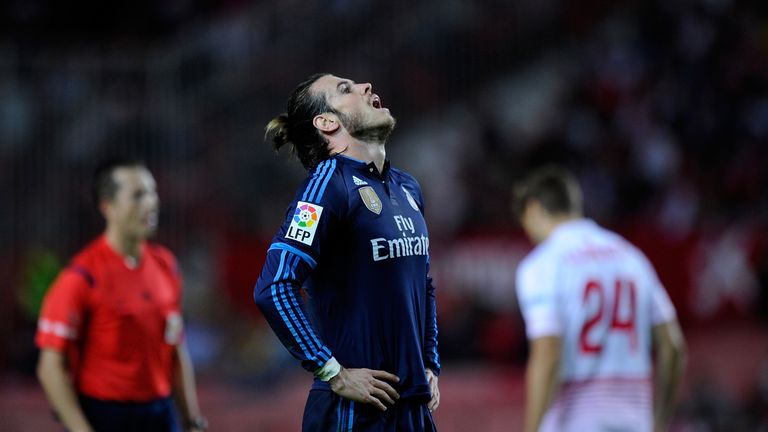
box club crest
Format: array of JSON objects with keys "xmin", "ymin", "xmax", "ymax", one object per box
[
  {"xmin": 358, "ymin": 186, "xmax": 383, "ymax": 215},
  {"xmin": 402, "ymin": 187, "xmax": 420, "ymax": 212}
]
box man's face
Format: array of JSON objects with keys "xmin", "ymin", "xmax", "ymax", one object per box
[
  {"xmin": 520, "ymin": 200, "xmax": 547, "ymax": 245},
  {"xmin": 311, "ymin": 74, "xmax": 396, "ymax": 140},
  {"xmin": 102, "ymin": 166, "xmax": 159, "ymax": 240}
]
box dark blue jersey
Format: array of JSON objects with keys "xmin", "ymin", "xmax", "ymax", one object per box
[{"xmin": 254, "ymin": 155, "xmax": 440, "ymax": 399}]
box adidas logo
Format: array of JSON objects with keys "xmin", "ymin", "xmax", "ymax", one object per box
[{"xmin": 352, "ymin": 176, "xmax": 368, "ymax": 186}]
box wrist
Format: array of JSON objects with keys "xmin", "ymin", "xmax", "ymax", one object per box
[
  {"xmin": 315, "ymin": 357, "xmax": 342, "ymax": 382},
  {"xmin": 328, "ymin": 366, "xmax": 346, "ymax": 392}
]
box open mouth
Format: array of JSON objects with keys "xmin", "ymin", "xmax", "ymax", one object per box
[
  {"xmin": 372, "ymin": 94, "xmax": 382, "ymax": 109},
  {"xmin": 144, "ymin": 212, "xmax": 158, "ymax": 228}
]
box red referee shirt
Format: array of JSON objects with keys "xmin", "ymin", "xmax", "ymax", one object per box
[{"xmin": 36, "ymin": 236, "xmax": 183, "ymax": 402}]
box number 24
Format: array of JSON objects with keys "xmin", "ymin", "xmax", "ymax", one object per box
[{"xmin": 580, "ymin": 278, "xmax": 637, "ymax": 354}]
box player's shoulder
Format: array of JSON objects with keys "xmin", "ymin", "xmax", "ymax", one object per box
[
  {"xmin": 517, "ymin": 240, "xmax": 558, "ymax": 277},
  {"xmin": 595, "ymin": 225, "xmax": 648, "ymax": 259},
  {"xmin": 146, "ymin": 242, "xmax": 177, "ymax": 263},
  {"xmin": 295, "ymin": 157, "xmax": 349, "ymax": 205},
  {"xmin": 57, "ymin": 237, "xmax": 108, "ymax": 289},
  {"xmin": 146, "ymin": 242, "xmax": 179, "ymax": 273},
  {"xmin": 589, "ymin": 223, "xmax": 659, "ymax": 276},
  {"xmin": 390, "ymin": 166, "xmax": 421, "ymax": 187},
  {"xmin": 390, "ymin": 166, "xmax": 425, "ymax": 208},
  {"xmin": 70, "ymin": 236, "xmax": 110, "ymax": 270},
  {"xmin": 516, "ymin": 243, "xmax": 562, "ymax": 303}
]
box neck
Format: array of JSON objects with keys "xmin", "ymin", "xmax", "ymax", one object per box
[
  {"xmin": 105, "ymin": 227, "xmax": 142, "ymax": 259},
  {"xmin": 332, "ymin": 138, "xmax": 386, "ymax": 173},
  {"xmin": 541, "ymin": 214, "xmax": 582, "ymax": 240}
]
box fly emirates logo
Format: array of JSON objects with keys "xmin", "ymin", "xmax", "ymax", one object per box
[{"xmin": 370, "ymin": 215, "xmax": 429, "ymax": 262}]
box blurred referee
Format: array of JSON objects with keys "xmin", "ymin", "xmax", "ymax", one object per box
[{"xmin": 35, "ymin": 158, "xmax": 206, "ymax": 432}]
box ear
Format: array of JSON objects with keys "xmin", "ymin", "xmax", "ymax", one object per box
[
  {"xmin": 99, "ymin": 199, "xmax": 112, "ymax": 220},
  {"xmin": 526, "ymin": 200, "xmax": 545, "ymax": 219},
  {"xmin": 313, "ymin": 113, "xmax": 340, "ymax": 133}
]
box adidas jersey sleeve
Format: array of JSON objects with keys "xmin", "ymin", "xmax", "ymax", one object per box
[
  {"xmin": 253, "ymin": 159, "xmax": 345, "ymax": 373},
  {"xmin": 416, "ymin": 181, "xmax": 440, "ymax": 374},
  {"xmin": 516, "ymin": 252, "xmax": 562, "ymax": 339}
]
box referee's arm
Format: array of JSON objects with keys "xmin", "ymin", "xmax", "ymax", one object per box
[
  {"xmin": 173, "ymin": 340, "xmax": 206, "ymax": 431},
  {"xmin": 38, "ymin": 348, "xmax": 93, "ymax": 432}
]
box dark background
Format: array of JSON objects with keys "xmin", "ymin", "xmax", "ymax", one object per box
[{"xmin": 2, "ymin": 1, "xmax": 767, "ymax": 430}]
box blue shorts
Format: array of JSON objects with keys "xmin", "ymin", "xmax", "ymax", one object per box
[
  {"xmin": 302, "ymin": 390, "xmax": 437, "ymax": 432},
  {"xmin": 77, "ymin": 395, "xmax": 180, "ymax": 432}
]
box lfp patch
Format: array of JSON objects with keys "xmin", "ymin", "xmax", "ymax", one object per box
[{"xmin": 285, "ymin": 201, "xmax": 323, "ymax": 245}]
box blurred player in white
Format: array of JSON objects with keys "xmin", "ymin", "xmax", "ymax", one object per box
[{"xmin": 513, "ymin": 166, "xmax": 686, "ymax": 432}]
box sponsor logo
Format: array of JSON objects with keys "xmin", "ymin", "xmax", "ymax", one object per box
[
  {"xmin": 352, "ymin": 176, "xmax": 368, "ymax": 186},
  {"xmin": 371, "ymin": 235, "xmax": 429, "ymax": 262},
  {"xmin": 402, "ymin": 187, "xmax": 420, "ymax": 212},
  {"xmin": 370, "ymin": 215, "xmax": 429, "ymax": 262},
  {"xmin": 358, "ymin": 186, "xmax": 382, "ymax": 215},
  {"xmin": 285, "ymin": 201, "xmax": 324, "ymax": 245}
]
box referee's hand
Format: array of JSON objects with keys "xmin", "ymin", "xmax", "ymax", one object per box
[{"xmin": 329, "ymin": 367, "xmax": 400, "ymax": 411}]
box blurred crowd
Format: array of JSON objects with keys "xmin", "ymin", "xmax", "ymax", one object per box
[{"xmin": 2, "ymin": 0, "xmax": 767, "ymax": 430}]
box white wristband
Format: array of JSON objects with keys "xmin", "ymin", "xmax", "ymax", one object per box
[{"xmin": 315, "ymin": 357, "xmax": 342, "ymax": 382}]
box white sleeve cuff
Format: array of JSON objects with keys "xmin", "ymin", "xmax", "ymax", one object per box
[
  {"xmin": 524, "ymin": 308, "xmax": 562, "ymax": 339},
  {"xmin": 314, "ymin": 357, "xmax": 341, "ymax": 382}
]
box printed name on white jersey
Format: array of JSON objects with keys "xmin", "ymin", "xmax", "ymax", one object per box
[{"xmin": 285, "ymin": 201, "xmax": 324, "ymax": 246}]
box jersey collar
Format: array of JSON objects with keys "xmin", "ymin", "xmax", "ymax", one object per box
[
  {"xmin": 99, "ymin": 234, "xmax": 148, "ymax": 270},
  {"xmin": 333, "ymin": 154, "xmax": 391, "ymax": 178},
  {"xmin": 549, "ymin": 218, "xmax": 596, "ymax": 241}
]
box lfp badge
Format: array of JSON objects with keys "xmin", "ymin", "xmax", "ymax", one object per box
[{"xmin": 286, "ymin": 201, "xmax": 324, "ymax": 245}]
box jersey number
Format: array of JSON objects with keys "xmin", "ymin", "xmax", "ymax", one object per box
[{"xmin": 579, "ymin": 278, "xmax": 637, "ymax": 354}]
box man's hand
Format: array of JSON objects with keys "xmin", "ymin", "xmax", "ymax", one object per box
[
  {"xmin": 329, "ymin": 367, "xmax": 400, "ymax": 411},
  {"xmin": 425, "ymin": 368, "xmax": 440, "ymax": 412},
  {"xmin": 184, "ymin": 416, "xmax": 208, "ymax": 432}
]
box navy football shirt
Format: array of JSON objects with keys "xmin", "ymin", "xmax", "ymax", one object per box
[{"xmin": 254, "ymin": 155, "xmax": 440, "ymax": 399}]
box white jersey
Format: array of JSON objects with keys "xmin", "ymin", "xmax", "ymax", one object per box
[{"xmin": 516, "ymin": 219, "xmax": 676, "ymax": 432}]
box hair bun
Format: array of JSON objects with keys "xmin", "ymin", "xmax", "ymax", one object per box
[{"xmin": 265, "ymin": 113, "xmax": 290, "ymax": 150}]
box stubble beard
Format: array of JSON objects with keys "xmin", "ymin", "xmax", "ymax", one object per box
[{"xmin": 339, "ymin": 111, "xmax": 397, "ymax": 144}]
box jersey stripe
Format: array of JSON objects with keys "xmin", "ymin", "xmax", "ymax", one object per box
[
  {"xmin": 273, "ymin": 253, "xmax": 331, "ymax": 367},
  {"xmin": 277, "ymin": 283, "xmax": 321, "ymax": 362},
  {"xmin": 336, "ymin": 398, "xmax": 353, "ymax": 432},
  {"xmin": 347, "ymin": 401, "xmax": 355, "ymax": 431},
  {"xmin": 271, "ymin": 251, "xmax": 313, "ymax": 358},
  {"xmin": 347, "ymin": 400, "xmax": 355, "ymax": 432},
  {"xmin": 279, "ymin": 255, "xmax": 320, "ymax": 353},
  {"xmin": 301, "ymin": 160, "xmax": 328, "ymax": 202},
  {"xmin": 284, "ymin": 253, "xmax": 332, "ymax": 364},
  {"xmin": 269, "ymin": 242, "xmax": 317, "ymax": 268},
  {"xmin": 286, "ymin": 276, "xmax": 325, "ymax": 354},
  {"xmin": 278, "ymin": 255, "xmax": 320, "ymax": 357},
  {"xmin": 271, "ymin": 283, "xmax": 311, "ymax": 358},
  {"xmin": 430, "ymin": 324, "xmax": 441, "ymax": 370},
  {"xmin": 314, "ymin": 158, "xmax": 337, "ymax": 202},
  {"xmin": 303, "ymin": 159, "xmax": 333, "ymax": 202}
]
